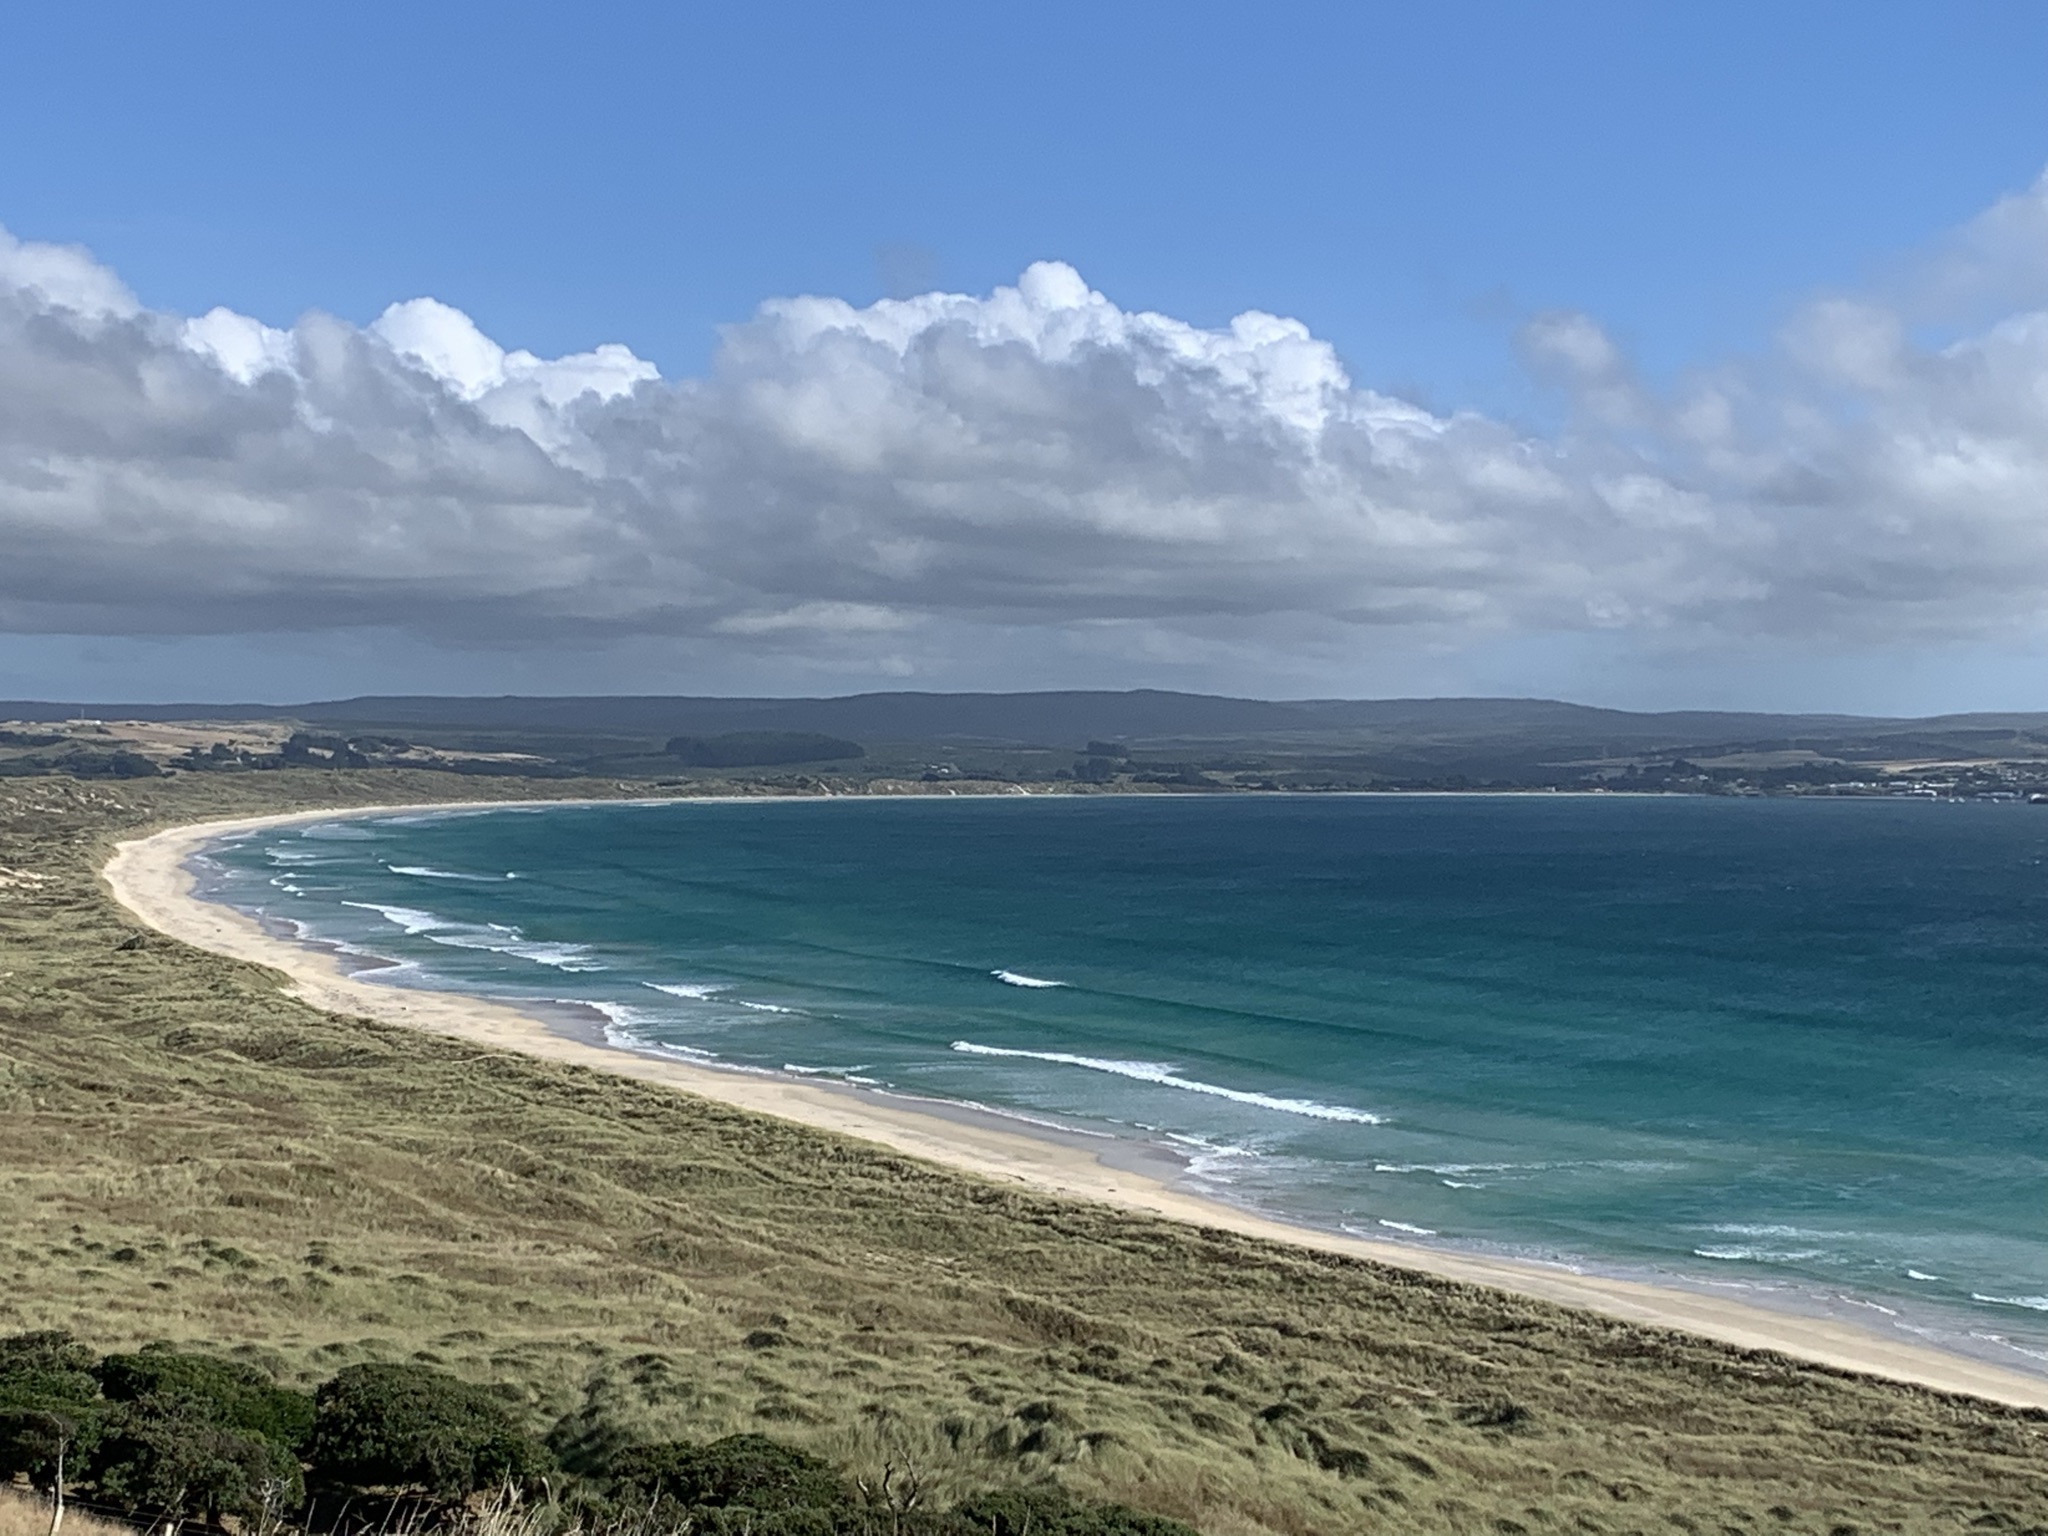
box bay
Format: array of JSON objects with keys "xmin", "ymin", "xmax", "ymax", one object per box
[{"xmin": 200, "ymin": 794, "xmax": 2048, "ymax": 1371}]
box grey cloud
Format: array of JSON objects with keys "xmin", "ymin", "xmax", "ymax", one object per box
[{"xmin": 5, "ymin": 179, "xmax": 2048, "ymax": 672}]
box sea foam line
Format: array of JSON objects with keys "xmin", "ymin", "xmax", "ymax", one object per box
[
  {"xmin": 949, "ymin": 1040, "xmax": 1383, "ymax": 1124},
  {"xmin": 388, "ymin": 864, "xmax": 516, "ymax": 882},
  {"xmin": 1972, "ymin": 1293, "xmax": 2048, "ymax": 1312}
]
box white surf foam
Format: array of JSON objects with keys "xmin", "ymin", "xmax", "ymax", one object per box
[
  {"xmin": 299, "ymin": 822, "xmax": 378, "ymax": 841},
  {"xmin": 1374, "ymin": 1161, "xmax": 1515, "ymax": 1175},
  {"xmin": 1164, "ymin": 1132, "xmax": 1261, "ymax": 1182},
  {"xmin": 562, "ymin": 999, "xmax": 661, "ymax": 1031},
  {"xmin": 1693, "ymin": 1246, "xmax": 1824, "ymax": 1263},
  {"xmin": 949, "ymin": 1040, "xmax": 1383, "ymax": 1124},
  {"xmin": 992, "ymin": 970, "xmax": 1065, "ymax": 988},
  {"xmin": 644, "ymin": 981, "xmax": 728, "ymax": 1000},
  {"xmin": 342, "ymin": 900, "xmax": 447, "ymax": 934},
  {"xmin": 341, "ymin": 901, "xmax": 602, "ymax": 970},
  {"xmin": 1971, "ymin": 1293, "xmax": 2048, "ymax": 1312},
  {"xmin": 580, "ymin": 1004, "xmax": 716, "ymax": 1061},
  {"xmin": 423, "ymin": 929, "xmax": 604, "ymax": 971},
  {"xmin": 1906, "ymin": 1269, "xmax": 1943, "ymax": 1282},
  {"xmin": 388, "ymin": 865, "xmax": 514, "ymax": 882},
  {"xmin": 1377, "ymin": 1219, "xmax": 1438, "ymax": 1236},
  {"xmin": 737, "ymin": 1000, "xmax": 800, "ymax": 1014}
]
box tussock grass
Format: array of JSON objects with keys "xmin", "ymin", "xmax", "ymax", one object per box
[{"xmin": 2, "ymin": 772, "xmax": 2046, "ymax": 1534}]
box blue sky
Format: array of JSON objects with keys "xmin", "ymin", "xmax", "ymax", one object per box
[{"xmin": 4, "ymin": 2, "xmax": 2048, "ymax": 709}]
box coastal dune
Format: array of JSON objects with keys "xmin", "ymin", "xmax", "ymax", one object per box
[{"xmin": 105, "ymin": 803, "xmax": 2048, "ymax": 1411}]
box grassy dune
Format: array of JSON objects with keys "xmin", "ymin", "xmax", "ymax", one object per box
[{"xmin": 1, "ymin": 773, "xmax": 2045, "ymax": 1534}]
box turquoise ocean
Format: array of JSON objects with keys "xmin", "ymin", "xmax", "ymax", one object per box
[{"xmin": 196, "ymin": 795, "xmax": 2048, "ymax": 1374}]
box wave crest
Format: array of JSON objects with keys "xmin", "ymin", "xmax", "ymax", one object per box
[
  {"xmin": 992, "ymin": 970, "xmax": 1065, "ymax": 988},
  {"xmin": 949, "ymin": 1040, "xmax": 1382, "ymax": 1124}
]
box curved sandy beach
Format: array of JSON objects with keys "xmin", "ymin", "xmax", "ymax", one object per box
[{"xmin": 104, "ymin": 802, "xmax": 2048, "ymax": 1410}]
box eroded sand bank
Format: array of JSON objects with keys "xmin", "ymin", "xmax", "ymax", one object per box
[{"xmin": 104, "ymin": 803, "xmax": 2048, "ymax": 1409}]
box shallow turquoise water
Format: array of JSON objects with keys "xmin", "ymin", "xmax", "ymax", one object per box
[{"xmin": 200, "ymin": 794, "xmax": 2048, "ymax": 1371}]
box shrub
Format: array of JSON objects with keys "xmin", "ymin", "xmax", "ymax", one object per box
[
  {"xmin": 308, "ymin": 1364, "xmax": 548, "ymax": 1499},
  {"xmin": 605, "ymin": 1434, "xmax": 847, "ymax": 1512},
  {"xmin": 951, "ymin": 1486, "xmax": 1200, "ymax": 1536},
  {"xmin": 62, "ymin": 751, "xmax": 162, "ymax": 779},
  {"xmin": 89, "ymin": 1394, "xmax": 304, "ymax": 1523},
  {"xmin": 97, "ymin": 1348, "xmax": 316, "ymax": 1452}
]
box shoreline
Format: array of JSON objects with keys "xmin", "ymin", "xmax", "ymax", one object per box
[{"xmin": 103, "ymin": 800, "xmax": 2048, "ymax": 1410}]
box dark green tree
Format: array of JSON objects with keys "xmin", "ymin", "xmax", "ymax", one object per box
[
  {"xmin": 0, "ymin": 1332, "xmax": 103, "ymax": 1490},
  {"xmin": 89, "ymin": 1395, "xmax": 303, "ymax": 1525},
  {"xmin": 97, "ymin": 1349, "xmax": 315, "ymax": 1453},
  {"xmin": 308, "ymin": 1364, "xmax": 547, "ymax": 1499}
]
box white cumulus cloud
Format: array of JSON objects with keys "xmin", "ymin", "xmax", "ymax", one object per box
[{"xmin": 5, "ymin": 176, "xmax": 2048, "ymax": 683}]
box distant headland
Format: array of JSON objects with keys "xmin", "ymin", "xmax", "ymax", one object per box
[{"xmin": 7, "ymin": 689, "xmax": 2048, "ymax": 798}]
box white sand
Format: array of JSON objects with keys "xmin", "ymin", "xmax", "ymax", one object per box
[{"xmin": 104, "ymin": 802, "xmax": 2048, "ymax": 1409}]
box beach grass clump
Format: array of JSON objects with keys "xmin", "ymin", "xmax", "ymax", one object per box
[{"xmin": 0, "ymin": 773, "xmax": 2045, "ymax": 1533}]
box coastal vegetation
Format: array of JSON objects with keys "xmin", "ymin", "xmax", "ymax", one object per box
[
  {"xmin": 0, "ymin": 1333, "xmax": 1189, "ymax": 1536},
  {"xmin": 0, "ymin": 772, "xmax": 2045, "ymax": 1532},
  {"xmin": 664, "ymin": 733, "xmax": 867, "ymax": 768}
]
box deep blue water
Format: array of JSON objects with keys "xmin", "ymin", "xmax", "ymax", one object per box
[{"xmin": 200, "ymin": 795, "xmax": 2048, "ymax": 1371}]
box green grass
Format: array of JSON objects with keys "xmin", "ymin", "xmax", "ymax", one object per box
[{"xmin": 1, "ymin": 772, "xmax": 2045, "ymax": 1534}]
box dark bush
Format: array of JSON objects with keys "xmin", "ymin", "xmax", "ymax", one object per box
[
  {"xmin": 98, "ymin": 1348, "xmax": 316, "ymax": 1451},
  {"xmin": 951, "ymin": 1486, "xmax": 1199, "ymax": 1536},
  {"xmin": 89, "ymin": 1394, "xmax": 303, "ymax": 1523},
  {"xmin": 665, "ymin": 732, "xmax": 865, "ymax": 767},
  {"xmin": 0, "ymin": 1331, "xmax": 104, "ymax": 1487},
  {"xmin": 60, "ymin": 750, "xmax": 162, "ymax": 779},
  {"xmin": 308, "ymin": 1363, "xmax": 548, "ymax": 1498},
  {"xmin": 0, "ymin": 1330, "xmax": 98, "ymax": 1388},
  {"xmin": 606, "ymin": 1433, "xmax": 847, "ymax": 1512}
]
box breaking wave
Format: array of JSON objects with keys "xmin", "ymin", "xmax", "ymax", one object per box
[
  {"xmin": 388, "ymin": 865, "xmax": 515, "ymax": 882},
  {"xmin": 645, "ymin": 981, "xmax": 728, "ymax": 1000},
  {"xmin": 992, "ymin": 970, "xmax": 1065, "ymax": 988},
  {"xmin": 341, "ymin": 900, "xmax": 603, "ymax": 971},
  {"xmin": 1972, "ymin": 1293, "xmax": 2048, "ymax": 1312},
  {"xmin": 949, "ymin": 1040, "xmax": 1382, "ymax": 1123}
]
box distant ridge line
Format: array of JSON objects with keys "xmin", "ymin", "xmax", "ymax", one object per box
[{"xmin": 8, "ymin": 688, "xmax": 2041, "ymax": 749}]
